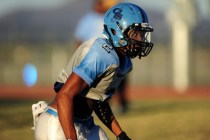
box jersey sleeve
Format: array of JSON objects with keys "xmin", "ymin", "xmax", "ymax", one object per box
[{"xmin": 73, "ymin": 47, "xmax": 107, "ymax": 86}]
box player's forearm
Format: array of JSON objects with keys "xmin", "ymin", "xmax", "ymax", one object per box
[
  {"xmin": 110, "ymin": 117, "xmax": 123, "ymax": 136},
  {"xmin": 57, "ymin": 94, "xmax": 77, "ymax": 140},
  {"xmin": 93, "ymin": 100, "xmax": 122, "ymax": 135}
]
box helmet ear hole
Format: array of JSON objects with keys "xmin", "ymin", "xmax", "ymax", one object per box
[{"xmin": 111, "ymin": 28, "xmax": 116, "ymax": 35}]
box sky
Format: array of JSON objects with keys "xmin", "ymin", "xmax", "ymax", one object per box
[
  {"xmin": 0, "ymin": 0, "xmax": 209, "ymax": 18},
  {"xmin": 0, "ymin": 0, "xmax": 71, "ymax": 17}
]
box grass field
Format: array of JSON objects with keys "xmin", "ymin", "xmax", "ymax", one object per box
[{"xmin": 0, "ymin": 98, "xmax": 210, "ymax": 140}]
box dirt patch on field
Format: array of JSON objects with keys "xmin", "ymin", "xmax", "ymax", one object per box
[
  {"xmin": 0, "ymin": 85, "xmax": 209, "ymax": 100},
  {"xmin": 127, "ymin": 86, "xmax": 210, "ymax": 100},
  {"xmin": 0, "ymin": 85, "xmax": 55, "ymax": 100}
]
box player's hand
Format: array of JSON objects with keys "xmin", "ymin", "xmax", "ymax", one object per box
[{"xmin": 117, "ymin": 131, "xmax": 131, "ymax": 140}]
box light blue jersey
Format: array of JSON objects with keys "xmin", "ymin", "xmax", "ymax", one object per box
[{"xmin": 56, "ymin": 36, "xmax": 132, "ymax": 101}]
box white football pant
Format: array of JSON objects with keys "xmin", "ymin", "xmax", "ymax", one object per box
[{"xmin": 34, "ymin": 107, "xmax": 109, "ymax": 140}]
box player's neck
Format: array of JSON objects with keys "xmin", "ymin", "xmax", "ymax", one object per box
[{"xmin": 115, "ymin": 48, "xmax": 126, "ymax": 64}]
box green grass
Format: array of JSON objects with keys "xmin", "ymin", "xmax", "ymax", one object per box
[{"xmin": 0, "ymin": 99, "xmax": 210, "ymax": 140}]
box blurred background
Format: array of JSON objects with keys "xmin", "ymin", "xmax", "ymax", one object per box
[
  {"xmin": 0, "ymin": 0, "xmax": 210, "ymax": 140},
  {"xmin": 0, "ymin": 0, "xmax": 210, "ymax": 90}
]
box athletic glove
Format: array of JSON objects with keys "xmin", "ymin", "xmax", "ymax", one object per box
[{"xmin": 117, "ymin": 131, "xmax": 131, "ymax": 140}]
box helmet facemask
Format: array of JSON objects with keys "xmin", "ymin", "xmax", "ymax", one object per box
[{"xmin": 120, "ymin": 23, "xmax": 153, "ymax": 59}]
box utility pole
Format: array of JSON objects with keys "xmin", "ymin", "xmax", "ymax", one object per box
[{"xmin": 166, "ymin": 0, "xmax": 197, "ymax": 92}]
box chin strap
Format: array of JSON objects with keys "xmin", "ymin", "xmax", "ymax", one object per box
[
  {"xmin": 125, "ymin": 39, "xmax": 153, "ymax": 59},
  {"xmin": 139, "ymin": 42, "xmax": 153, "ymax": 58}
]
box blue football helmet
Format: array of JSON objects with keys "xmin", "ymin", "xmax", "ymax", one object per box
[{"xmin": 103, "ymin": 3, "xmax": 153, "ymax": 58}]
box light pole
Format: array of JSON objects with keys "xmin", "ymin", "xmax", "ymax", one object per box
[{"xmin": 166, "ymin": 0, "xmax": 197, "ymax": 92}]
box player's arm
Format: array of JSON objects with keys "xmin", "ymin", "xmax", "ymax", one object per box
[
  {"xmin": 56, "ymin": 72, "xmax": 88, "ymax": 140},
  {"xmin": 93, "ymin": 100, "xmax": 131, "ymax": 140}
]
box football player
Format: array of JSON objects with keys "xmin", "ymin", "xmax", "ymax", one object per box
[{"xmin": 32, "ymin": 3, "xmax": 153, "ymax": 140}]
